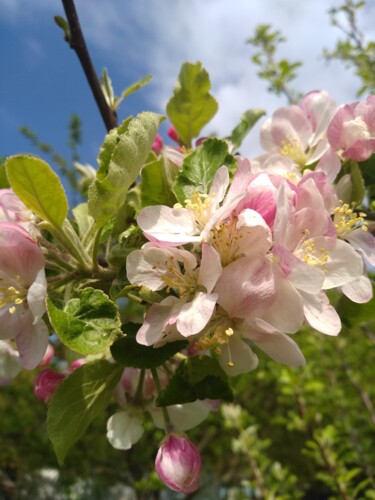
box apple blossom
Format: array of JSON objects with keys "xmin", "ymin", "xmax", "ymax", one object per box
[
  {"xmin": 327, "ymin": 95, "xmax": 375, "ymax": 162},
  {"xmin": 155, "ymin": 434, "xmax": 202, "ymax": 494},
  {"xmin": 260, "ymin": 90, "xmax": 336, "ymax": 167},
  {"xmin": 0, "ymin": 222, "xmax": 49, "ymax": 369}
]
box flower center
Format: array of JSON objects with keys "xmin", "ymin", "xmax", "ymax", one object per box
[
  {"xmin": 184, "ymin": 193, "xmax": 214, "ymax": 230},
  {"xmin": 154, "ymin": 255, "xmax": 198, "ymax": 298},
  {"xmin": 279, "ymin": 137, "xmax": 308, "ymax": 166},
  {"xmin": 210, "ymin": 216, "xmax": 246, "ymax": 266},
  {"xmin": 0, "ymin": 275, "xmax": 27, "ymax": 314},
  {"xmin": 298, "ymin": 238, "xmax": 330, "ymax": 269},
  {"xmin": 334, "ymin": 201, "xmax": 368, "ymax": 237}
]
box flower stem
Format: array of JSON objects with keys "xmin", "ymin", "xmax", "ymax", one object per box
[{"xmin": 151, "ymin": 368, "xmax": 173, "ymax": 433}]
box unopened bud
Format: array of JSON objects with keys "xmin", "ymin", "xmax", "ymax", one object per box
[
  {"xmin": 34, "ymin": 369, "xmax": 65, "ymax": 403},
  {"xmin": 155, "ymin": 434, "xmax": 201, "ymax": 494}
]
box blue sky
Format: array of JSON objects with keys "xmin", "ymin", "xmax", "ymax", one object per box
[{"xmin": 1, "ymin": 0, "xmax": 375, "ymax": 188}]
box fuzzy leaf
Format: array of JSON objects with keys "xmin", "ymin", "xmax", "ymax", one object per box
[
  {"xmin": 47, "ymin": 360, "xmax": 122, "ymax": 464},
  {"xmin": 173, "ymin": 138, "xmax": 236, "ymax": 203},
  {"xmin": 47, "ymin": 288, "xmax": 122, "ymax": 355},
  {"xmin": 88, "ymin": 112, "xmax": 164, "ymax": 226},
  {"xmin": 166, "ymin": 62, "xmax": 218, "ymax": 147},
  {"xmin": 140, "ymin": 158, "xmax": 178, "ymax": 208},
  {"xmin": 6, "ymin": 154, "xmax": 68, "ymax": 228}
]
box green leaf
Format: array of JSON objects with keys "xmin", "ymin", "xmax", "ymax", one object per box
[
  {"xmin": 0, "ymin": 162, "xmax": 10, "ymax": 188},
  {"xmin": 349, "ymin": 160, "xmax": 365, "ymax": 204},
  {"xmin": 166, "ymin": 61, "xmax": 218, "ymax": 147},
  {"xmin": 47, "ymin": 288, "xmax": 122, "ymax": 355},
  {"xmin": 88, "ymin": 112, "xmax": 164, "ymax": 226},
  {"xmin": 72, "ymin": 203, "xmax": 94, "ymax": 239},
  {"xmin": 111, "ymin": 335, "xmax": 188, "ymax": 369},
  {"xmin": 140, "ymin": 158, "xmax": 178, "ymax": 208},
  {"xmin": 5, "ymin": 155, "xmax": 68, "ymax": 228},
  {"xmin": 156, "ymin": 356, "xmax": 234, "ymax": 406},
  {"xmin": 173, "ymin": 138, "xmax": 236, "ymax": 203},
  {"xmin": 336, "ymin": 282, "xmax": 375, "ymax": 327},
  {"xmin": 115, "ymin": 74, "xmax": 153, "ymax": 109},
  {"xmin": 47, "ymin": 360, "xmax": 122, "ymax": 464},
  {"xmin": 226, "ymin": 109, "xmax": 266, "ymax": 150},
  {"xmin": 100, "ymin": 67, "xmax": 115, "ymax": 108}
]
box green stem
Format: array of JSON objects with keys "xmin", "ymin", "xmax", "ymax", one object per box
[
  {"xmin": 133, "ymin": 369, "xmax": 146, "ymax": 405},
  {"xmin": 92, "ymin": 227, "xmax": 103, "ymax": 272},
  {"xmin": 151, "ymin": 368, "xmax": 173, "ymax": 433}
]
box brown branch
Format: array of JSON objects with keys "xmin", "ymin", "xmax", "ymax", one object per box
[{"xmin": 61, "ymin": 0, "xmax": 118, "ymax": 132}]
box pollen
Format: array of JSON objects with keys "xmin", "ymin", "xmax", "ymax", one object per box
[
  {"xmin": 334, "ymin": 201, "xmax": 368, "ymax": 237},
  {"xmin": 301, "ymin": 238, "xmax": 329, "ymax": 269},
  {"xmin": 0, "ymin": 279, "xmax": 26, "ymax": 313},
  {"xmin": 279, "ymin": 137, "xmax": 307, "ymax": 167},
  {"xmin": 185, "ymin": 193, "xmax": 214, "ymax": 230}
]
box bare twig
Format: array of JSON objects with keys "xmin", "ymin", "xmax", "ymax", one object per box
[{"xmin": 61, "ymin": 0, "xmax": 118, "ymax": 131}]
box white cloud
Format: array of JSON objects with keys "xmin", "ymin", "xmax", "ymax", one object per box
[{"xmin": 2, "ymin": 0, "xmax": 373, "ymax": 155}]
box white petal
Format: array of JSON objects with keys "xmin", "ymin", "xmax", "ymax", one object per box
[
  {"xmin": 152, "ymin": 401, "xmax": 211, "ymax": 432},
  {"xmin": 0, "ymin": 341, "xmax": 22, "ymax": 380},
  {"xmin": 27, "ymin": 268, "xmax": 47, "ymax": 323},
  {"xmin": 341, "ymin": 275, "xmax": 373, "ymax": 304},
  {"xmin": 320, "ymin": 238, "xmax": 363, "ymax": 289},
  {"xmin": 107, "ymin": 411, "xmax": 143, "ymax": 450},
  {"xmin": 15, "ymin": 319, "xmax": 49, "ymax": 369},
  {"xmin": 251, "ymin": 331, "xmax": 306, "ymax": 367},
  {"xmin": 302, "ymin": 292, "xmax": 341, "ymax": 335},
  {"xmin": 198, "ymin": 244, "xmax": 222, "ymax": 293},
  {"xmin": 218, "ymin": 335, "xmax": 258, "ymax": 376},
  {"xmin": 177, "ymin": 292, "xmax": 217, "ymax": 337}
]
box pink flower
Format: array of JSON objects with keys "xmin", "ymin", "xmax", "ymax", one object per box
[
  {"xmin": 34, "ymin": 369, "xmax": 65, "ymax": 402},
  {"xmin": 38, "ymin": 343, "xmax": 55, "ymax": 367},
  {"xmin": 0, "ymin": 189, "xmax": 36, "ymax": 235},
  {"xmin": 0, "ymin": 222, "xmax": 49, "ymax": 369},
  {"xmin": 260, "ymin": 90, "xmax": 337, "ymax": 167},
  {"xmin": 155, "ymin": 434, "xmax": 201, "ymax": 494},
  {"xmin": 327, "ymin": 95, "xmax": 375, "ymax": 162},
  {"xmin": 128, "ymin": 243, "xmax": 222, "ymax": 344}
]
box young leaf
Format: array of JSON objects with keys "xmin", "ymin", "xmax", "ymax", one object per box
[
  {"xmin": 140, "ymin": 158, "xmax": 178, "ymax": 208},
  {"xmin": 111, "ymin": 335, "xmax": 188, "ymax": 369},
  {"xmin": 47, "ymin": 360, "xmax": 122, "ymax": 464},
  {"xmin": 5, "ymin": 154, "xmax": 68, "ymax": 228},
  {"xmin": 226, "ymin": 109, "xmax": 266, "ymax": 150},
  {"xmin": 173, "ymin": 138, "xmax": 236, "ymax": 203},
  {"xmin": 166, "ymin": 62, "xmax": 218, "ymax": 147},
  {"xmin": 88, "ymin": 112, "xmax": 164, "ymax": 226},
  {"xmin": 47, "ymin": 288, "xmax": 122, "ymax": 355},
  {"xmin": 115, "ymin": 74, "xmax": 153, "ymax": 109}
]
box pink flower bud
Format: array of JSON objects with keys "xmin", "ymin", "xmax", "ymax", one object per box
[
  {"xmin": 34, "ymin": 369, "xmax": 65, "ymax": 403},
  {"xmin": 68, "ymin": 358, "xmax": 86, "ymax": 372},
  {"xmin": 155, "ymin": 434, "xmax": 201, "ymax": 494},
  {"xmin": 195, "ymin": 136, "xmax": 208, "ymax": 147},
  {"xmin": 167, "ymin": 126, "xmax": 179, "ymax": 144},
  {"xmin": 152, "ymin": 134, "xmax": 164, "ymax": 154}
]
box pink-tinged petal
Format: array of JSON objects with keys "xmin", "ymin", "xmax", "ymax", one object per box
[
  {"xmin": 136, "ymin": 297, "xmax": 181, "ymax": 346},
  {"xmin": 249, "ymin": 330, "xmax": 306, "ymax": 367},
  {"xmin": 273, "ymin": 182, "xmax": 295, "ymax": 244},
  {"xmin": 216, "ymin": 258, "xmax": 276, "ymax": 319},
  {"xmin": 270, "ymin": 106, "xmax": 312, "ymax": 149},
  {"xmin": 218, "ymin": 335, "xmax": 258, "ymax": 376},
  {"xmin": 316, "ymin": 148, "xmax": 341, "ymax": 182},
  {"xmin": 15, "ymin": 319, "xmax": 49, "ymax": 369},
  {"xmin": 224, "ymin": 158, "xmax": 252, "ymax": 205},
  {"xmin": 198, "ymin": 244, "xmax": 222, "ymax": 293},
  {"xmin": 177, "ymin": 292, "xmax": 217, "ymax": 337},
  {"xmin": 0, "ymin": 306, "xmax": 33, "ymax": 340},
  {"xmin": 327, "ymin": 104, "xmax": 355, "ymax": 150},
  {"xmin": 307, "ymin": 138, "xmax": 329, "ymax": 164},
  {"xmin": 107, "ymin": 411, "xmax": 144, "ymax": 450},
  {"xmin": 27, "ymin": 269, "xmax": 47, "ymax": 323},
  {"xmin": 343, "ymin": 138, "xmax": 375, "ymax": 162},
  {"xmin": 209, "ymin": 166, "xmax": 229, "ymax": 205},
  {"xmin": 151, "ymin": 401, "xmax": 211, "ymax": 432},
  {"xmin": 289, "ymin": 262, "xmax": 325, "ymax": 294},
  {"xmin": 302, "ymin": 291, "xmax": 341, "ymax": 335},
  {"xmin": 260, "ymin": 273, "xmax": 304, "ymax": 334},
  {"xmin": 345, "ymin": 229, "xmax": 375, "ymax": 267},
  {"xmin": 138, "ymin": 206, "xmax": 197, "ymax": 245},
  {"xmin": 341, "ymin": 275, "xmax": 373, "ymax": 304},
  {"xmin": 316, "ymin": 238, "xmax": 364, "ymax": 289},
  {"xmin": 300, "ymin": 90, "xmax": 337, "ymax": 138},
  {"xmin": 0, "ymin": 222, "xmax": 45, "ymax": 285},
  {"xmin": 236, "ymin": 209, "xmax": 272, "ymax": 259}
]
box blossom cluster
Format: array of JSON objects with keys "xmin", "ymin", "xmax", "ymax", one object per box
[{"xmin": 129, "ymin": 91, "xmax": 375, "ymax": 379}]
